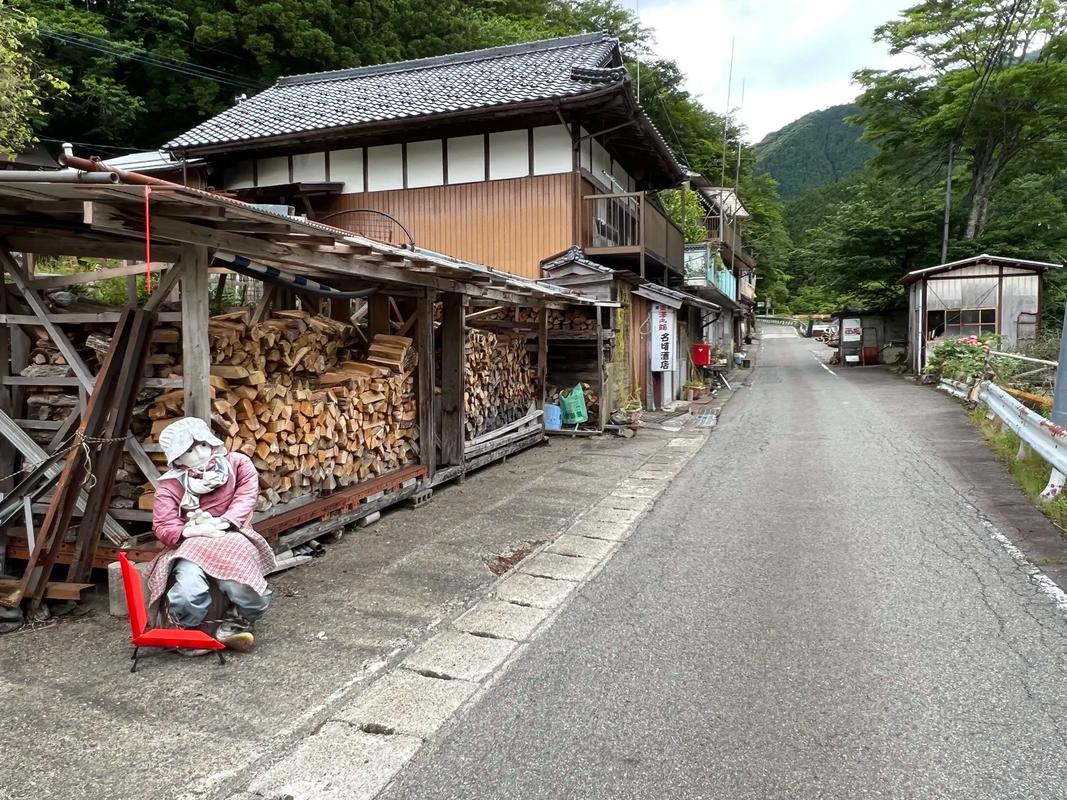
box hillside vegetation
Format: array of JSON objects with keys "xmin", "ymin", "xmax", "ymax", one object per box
[{"xmin": 755, "ymin": 104, "xmax": 873, "ymax": 200}]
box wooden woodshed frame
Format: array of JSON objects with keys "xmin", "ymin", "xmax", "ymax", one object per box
[{"xmin": 0, "ymin": 180, "xmax": 593, "ymax": 604}]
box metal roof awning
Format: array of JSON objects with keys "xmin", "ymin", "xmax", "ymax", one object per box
[
  {"xmin": 903, "ymin": 253, "xmax": 1063, "ymax": 285},
  {"xmin": 634, "ymin": 283, "xmax": 719, "ymax": 311},
  {"xmin": 0, "ymin": 180, "xmax": 594, "ymax": 309}
]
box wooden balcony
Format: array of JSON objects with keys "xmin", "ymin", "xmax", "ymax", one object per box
[{"xmin": 582, "ymin": 191, "xmax": 684, "ymax": 275}]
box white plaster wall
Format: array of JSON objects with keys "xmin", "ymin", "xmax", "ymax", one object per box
[
  {"xmin": 367, "ymin": 144, "xmax": 404, "ymax": 191},
  {"xmin": 407, "ymin": 140, "xmax": 444, "ymax": 188},
  {"xmin": 590, "ymin": 138, "xmax": 612, "ymax": 190},
  {"xmin": 533, "ymin": 125, "xmax": 572, "ymax": 175},
  {"xmin": 257, "ymin": 156, "xmax": 288, "ymax": 186},
  {"xmin": 330, "ymin": 148, "xmax": 363, "ymax": 192},
  {"xmin": 292, "ymin": 152, "xmax": 326, "ymax": 182},
  {"xmin": 224, "ymin": 160, "xmax": 255, "ymax": 189},
  {"xmin": 489, "ymin": 130, "xmax": 529, "ymax": 180},
  {"xmin": 447, "ymin": 135, "xmax": 485, "ymax": 184}
]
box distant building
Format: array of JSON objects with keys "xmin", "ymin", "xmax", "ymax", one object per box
[{"xmin": 905, "ymin": 253, "xmax": 1061, "ymax": 372}]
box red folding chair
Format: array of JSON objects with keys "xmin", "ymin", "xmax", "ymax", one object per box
[{"xmin": 118, "ymin": 552, "xmax": 225, "ymax": 672}]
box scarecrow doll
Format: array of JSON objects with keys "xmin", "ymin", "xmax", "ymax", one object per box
[{"xmin": 145, "ymin": 417, "xmax": 275, "ymax": 653}]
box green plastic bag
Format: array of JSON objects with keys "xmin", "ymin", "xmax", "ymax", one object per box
[{"xmin": 559, "ymin": 383, "xmax": 588, "ymax": 425}]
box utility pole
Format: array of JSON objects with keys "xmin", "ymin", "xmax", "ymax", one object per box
[{"xmin": 941, "ymin": 140, "xmax": 954, "ymax": 263}]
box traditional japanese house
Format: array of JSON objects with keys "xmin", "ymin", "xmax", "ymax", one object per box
[{"xmin": 165, "ymin": 32, "xmax": 687, "ymax": 282}]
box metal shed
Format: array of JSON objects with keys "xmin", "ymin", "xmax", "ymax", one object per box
[{"xmin": 905, "ymin": 254, "xmax": 1061, "ymax": 373}]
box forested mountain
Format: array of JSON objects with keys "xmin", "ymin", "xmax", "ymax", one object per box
[
  {"xmin": 755, "ymin": 104, "xmax": 873, "ymax": 200},
  {"xmin": 776, "ymin": 1, "xmax": 1067, "ymax": 320}
]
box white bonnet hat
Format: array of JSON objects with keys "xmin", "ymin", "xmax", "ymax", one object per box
[{"xmin": 158, "ymin": 417, "xmax": 224, "ymax": 466}]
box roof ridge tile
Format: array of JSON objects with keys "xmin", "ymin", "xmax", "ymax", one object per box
[{"xmin": 278, "ymin": 32, "xmax": 615, "ymax": 87}]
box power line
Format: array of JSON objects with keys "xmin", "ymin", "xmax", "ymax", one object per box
[
  {"xmin": 37, "ymin": 29, "xmax": 259, "ymax": 90},
  {"xmin": 0, "ymin": 6, "xmax": 260, "ymax": 90}
]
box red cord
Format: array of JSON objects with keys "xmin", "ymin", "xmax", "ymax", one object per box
[{"xmin": 144, "ymin": 186, "xmax": 153, "ymax": 295}]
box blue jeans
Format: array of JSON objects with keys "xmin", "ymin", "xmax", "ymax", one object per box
[{"xmin": 166, "ymin": 558, "xmax": 272, "ymax": 627}]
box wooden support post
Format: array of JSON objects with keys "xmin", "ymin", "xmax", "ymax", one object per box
[
  {"xmin": 0, "ymin": 258, "xmax": 13, "ymax": 494},
  {"xmin": 416, "ymin": 288, "xmax": 437, "ymax": 481},
  {"xmin": 440, "ymin": 292, "xmax": 465, "ymax": 466},
  {"xmin": 125, "ymin": 274, "xmax": 138, "ymax": 307},
  {"xmin": 369, "ymin": 294, "xmax": 391, "ymax": 337},
  {"xmin": 180, "ymin": 245, "xmax": 211, "ymax": 422},
  {"xmin": 212, "ymin": 272, "xmax": 228, "ymax": 313},
  {"xmin": 596, "ymin": 310, "xmax": 607, "ymax": 430},
  {"xmin": 329, "ymin": 297, "xmax": 352, "ymax": 325},
  {"xmin": 537, "ymin": 306, "xmax": 548, "ymax": 409}
]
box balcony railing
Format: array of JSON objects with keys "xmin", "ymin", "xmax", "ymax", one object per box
[
  {"xmin": 706, "ymin": 219, "xmax": 756, "ymax": 270},
  {"xmin": 583, "ymin": 191, "xmax": 684, "ymax": 273},
  {"xmin": 683, "ymin": 243, "xmax": 738, "ymax": 301}
]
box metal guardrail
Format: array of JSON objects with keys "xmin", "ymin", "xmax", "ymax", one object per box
[
  {"xmin": 942, "ymin": 378, "xmax": 1067, "ymax": 477},
  {"xmin": 756, "ymin": 315, "xmax": 802, "ymax": 329},
  {"xmin": 976, "ymin": 381, "xmax": 1067, "ymax": 475}
]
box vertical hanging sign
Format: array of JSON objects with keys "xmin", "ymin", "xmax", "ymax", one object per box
[{"xmin": 650, "ymin": 303, "xmax": 676, "ymax": 372}]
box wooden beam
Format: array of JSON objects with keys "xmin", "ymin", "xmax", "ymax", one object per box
[
  {"xmin": 0, "ymin": 312, "xmax": 183, "ymax": 325},
  {"xmin": 180, "ymin": 245, "xmax": 211, "ymax": 422},
  {"xmin": 2, "ymin": 252, "xmax": 95, "ymax": 386},
  {"xmin": 28, "ymin": 262, "xmax": 174, "ymax": 290},
  {"xmin": 0, "ymin": 251, "xmax": 162, "ymax": 485},
  {"xmin": 143, "ymin": 259, "xmax": 186, "ymax": 313},
  {"xmin": 439, "ymin": 292, "xmax": 465, "ymax": 466},
  {"xmin": 0, "ymin": 405, "xmax": 127, "ymax": 543},
  {"xmin": 83, "ymin": 203, "xmax": 564, "ymax": 307},
  {"xmin": 537, "ymin": 306, "xmax": 548, "ymax": 409},
  {"xmin": 416, "ymin": 288, "xmax": 437, "ymax": 481},
  {"xmin": 1, "ymin": 233, "xmax": 181, "ymax": 261},
  {"xmin": 250, "ymin": 284, "xmax": 276, "ymax": 325}
]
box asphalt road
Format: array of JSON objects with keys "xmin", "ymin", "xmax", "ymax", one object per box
[{"xmin": 378, "ymin": 331, "xmax": 1067, "ymax": 800}]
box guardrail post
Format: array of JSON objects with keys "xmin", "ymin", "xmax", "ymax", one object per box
[{"xmin": 1041, "ymin": 305, "xmax": 1067, "ymax": 497}]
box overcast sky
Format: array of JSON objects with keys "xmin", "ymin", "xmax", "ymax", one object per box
[{"xmin": 636, "ymin": 0, "xmax": 915, "ymax": 142}]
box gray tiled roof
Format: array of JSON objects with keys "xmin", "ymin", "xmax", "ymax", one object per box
[{"xmin": 167, "ymin": 33, "xmax": 621, "ymax": 150}]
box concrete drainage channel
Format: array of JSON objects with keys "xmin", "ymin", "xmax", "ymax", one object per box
[{"xmin": 224, "ymin": 432, "xmax": 708, "ymax": 800}]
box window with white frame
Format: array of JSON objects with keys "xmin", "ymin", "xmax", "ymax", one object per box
[{"xmin": 925, "ymin": 307, "xmax": 996, "ymax": 339}]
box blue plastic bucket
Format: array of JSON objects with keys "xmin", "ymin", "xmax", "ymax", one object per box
[{"xmin": 544, "ymin": 403, "xmax": 563, "ymax": 430}]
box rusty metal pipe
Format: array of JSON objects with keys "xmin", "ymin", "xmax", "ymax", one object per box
[
  {"xmin": 57, "ymin": 143, "xmax": 179, "ymax": 187},
  {"xmin": 0, "ymin": 169, "xmax": 119, "ymax": 183}
]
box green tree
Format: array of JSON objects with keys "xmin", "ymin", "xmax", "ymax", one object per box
[
  {"xmin": 854, "ymin": 0, "xmax": 1067, "ymax": 239},
  {"xmin": 0, "ymin": 2, "xmax": 65, "ymax": 154}
]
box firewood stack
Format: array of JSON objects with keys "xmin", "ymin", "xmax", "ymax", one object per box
[
  {"xmin": 470, "ymin": 307, "xmax": 595, "ymax": 330},
  {"xmin": 548, "ymin": 382, "xmax": 600, "ymax": 419},
  {"xmin": 464, "ymin": 329, "xmax": 535, "ymax": 439},
  {"xmin": 145, "ymin": 316, "xmax": 419, "ymax": 511}
]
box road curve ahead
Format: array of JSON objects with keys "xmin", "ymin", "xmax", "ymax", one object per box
[{"xmin": 379, "ymin": 330, "xmax": 1067, "ymax": 800}]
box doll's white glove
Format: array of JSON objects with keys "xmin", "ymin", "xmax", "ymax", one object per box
[{"xmin": 182, "ymin": 510, "xmax": 229, "ymax": 539}]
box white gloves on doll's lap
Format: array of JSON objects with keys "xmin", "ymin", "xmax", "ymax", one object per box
[{"xmin": 182, "ymin": 510, "xmax": 232, "ymax": 539}]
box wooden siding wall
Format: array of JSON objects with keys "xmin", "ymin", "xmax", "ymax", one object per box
[{"xmin": 316, "ymin": 173, "xmax": 577, "ymax": 280}]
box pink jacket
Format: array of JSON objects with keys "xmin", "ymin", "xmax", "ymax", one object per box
[{"xmin": 152, "ymin": 452, "xmax": 260, "ymax": 548}]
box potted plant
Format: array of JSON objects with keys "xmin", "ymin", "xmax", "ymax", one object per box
[{"xmin": 683, "ymin": 378, "xmax": 709, "ymax": 400}]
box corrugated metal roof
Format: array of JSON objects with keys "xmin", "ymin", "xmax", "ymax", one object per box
[
  {"xmin": 166, "ymin": 33, "xmax": 620, "ymax": 150},
  {"xmin": 903, "ymin": 253, "xmax": 1062, "ymax": 284}
]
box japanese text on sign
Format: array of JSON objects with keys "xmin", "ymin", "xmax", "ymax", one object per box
[
  {"xmin": 842, "ymin": 318, "xmax": 862, "ymax": 342},
  {"xmin": 650, "ymin": 303, "xmax": 675, "ymax": 372}
]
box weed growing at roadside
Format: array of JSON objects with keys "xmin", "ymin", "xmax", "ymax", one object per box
[{"xmin": 969, "ymin": 408, "xmax": 1067, "ymax": 535}]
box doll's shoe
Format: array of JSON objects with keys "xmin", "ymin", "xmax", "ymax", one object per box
[{"xmin": 217, "ymin": 620, "xmax": 254, "ymax": 652}]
